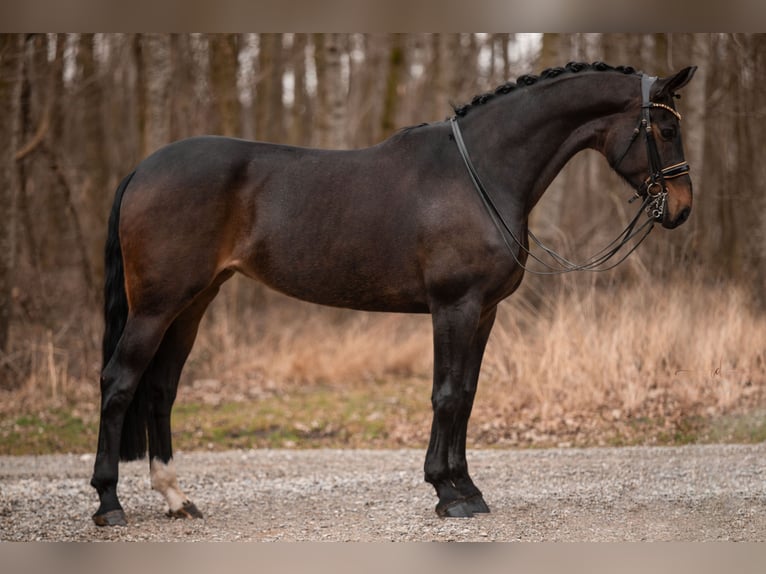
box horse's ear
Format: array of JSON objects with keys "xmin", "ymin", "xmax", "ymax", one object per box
[{"xmin": 653, "ymin": 66, "xmax": 698, "ymax": 98}]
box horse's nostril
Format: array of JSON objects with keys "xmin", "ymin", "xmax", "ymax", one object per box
[{"xmin": 674, "ymin": 206, "xmax": 691, "ymax": 227}]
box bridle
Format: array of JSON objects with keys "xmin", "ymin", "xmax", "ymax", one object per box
[
  {"xmin": 614, "ymin": 74, "xmax": 690, "ymax": 221},
  {"xmin": 449, "ymin": 73, "xmax": 690, "ymax": 275}
]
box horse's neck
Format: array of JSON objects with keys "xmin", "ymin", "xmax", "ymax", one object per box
[{"xmin": 462, "ymin": 74, "xmax": 634, "ymax": 216}]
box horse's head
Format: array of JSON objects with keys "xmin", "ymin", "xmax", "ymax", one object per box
[{"xmin": 608, "ymin": 67, "xmax": 697, "ymax": 229}]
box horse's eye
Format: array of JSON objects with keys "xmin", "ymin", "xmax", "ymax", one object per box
[{"xmin": 660, "ymin": 127, "xmax": 677, "ymax": 140}]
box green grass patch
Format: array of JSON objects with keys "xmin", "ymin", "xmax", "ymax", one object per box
[
  {"xmin": 698, "ymin": 411, "xmax": 766, "ymax": 444},
  {"xmin": 170, "ymin": 382, "xmax": 428, "ymax": 451},
  {"xmin": 0, "ymin": 409, "xmax": 97, "ymax": 455},
  {"xmin": 602, "ymin": 412, "xmax": 766, "ymax": 448}
]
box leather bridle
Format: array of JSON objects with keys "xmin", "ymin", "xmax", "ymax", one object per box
[{"xmin": 614, "ymin": 74, "xmax": 690, "ymax": 221}]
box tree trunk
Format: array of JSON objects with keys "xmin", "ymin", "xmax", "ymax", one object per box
[
  {"xmin": 135, "ymin": 34, "xmax": 172, "ymax": 156},
  {"xmin": 436, "ymin": 33, "xmax": 463, "ymax": 114},
  {"xmin": 314, "ymin": 33, "xmax": 347, "ymax": 149},
  {"xmin": 733, "ymin": 34, "xmax": 766, "ymax": 302},
  {"xmin": 346, "ymin": 34, "xmax": 389, "ymax": 147},
  {"xmin": 209, "ymin": 33, "xmax": 241, "ymax": 137},
  {"xmin": 77, "ymin": 33, "xmax": 111, "ymax": 284},
  {"xmin": 538, "ymin": 33, "xmax": 562, "ymax": 70},
  {"xmin": 0, "ymin": 34, "xmax": 24, "ymax": 353},
  {"xmin": 253, "ymin": 33, "xmax": 284, "ymax": 142},
  {"xmin": 749, "ymin": 33, "xmax": 766, "ymax": 307},
  {"xmin": 488, "ymin": 33, "xmax": 512, "ymax": 85},
  {"xmin": 170, "ymin": 34, "xmax": 205, "ymax": 140},
  {"xmin": 380, "ymin": 34, "xmax": 405, "ymax": 139},
  {"xmin": 662, "ymin": 33, "xmax": 707, "ymax": 265},
  {"xmin": 288, "ymin": 33, "xmax": 311, "ymax": 146},
  {"xmin": 702, "ymin": 35, "xmax": 743, "ymax": 280}
]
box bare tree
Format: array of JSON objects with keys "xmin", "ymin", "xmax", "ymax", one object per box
[
  {"xmin": 748, "ymin": 34, "xmax": 766, "ymax": 307},
  {"xmin": 380, "ymin": 34, "xmax": 406, "ymax": 139},
  {"xmin": 346, "ymin": 34, "xmax": 390, "ymax": 147},
  {"xmin": 76, "ymin": 34, "xmax": 110, "ymax": 281},
  {"xmin": 254, "ymin": 33, "xmax": 284, "ymax": 142},
  {"xmin": 209, "ymin": 34, "xmax": 241, "ymax": 138},
  {"xmin": 731, "ymin": 34, "xmax": 766, "ymax": 300},
  {"xmin": 169, "ymin": 34, "xmax": 208, "ymax": 140},
  {"xmin": 314, "ymin": 33, "xmax": 347, "ymax": 149},
  {"xmin": 436, "ymin": 33, "xmax": 464, "ymax": 111},
  {"xmin": 538, "ymin": 32, "xmax": 563, "ymax": 70},
  {"xmin": 288, "ymin": 33, "xmax": 311, "ymax": 146},
  {"xmin": 0, "ymin": 34, "xmax": 23, "ymax": 354},
  {"xmin": 14, "ymin": 34, "xmax": 47, "ymax": 310},
  {"xmin": 135, "ymin": 34, "xmax": 172, "ymax": 157}
]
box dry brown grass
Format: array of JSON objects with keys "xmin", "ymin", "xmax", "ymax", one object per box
[
  {"xmin": 474, "ymin": 276, "xmax": 765, "ymax": 445},
  {"xmin": 0, "ymin": 318, "xmax": 99, "ymax": 413},
  {"xmin": 2, "ymin": 275, "xmax": 764, "ymax": 449},
  {"xmin": 188, "ymin": 291, "xmax": 433, "ymax": 390},
  {"xmin": 488, "ymin": 277, "xmax": 762, "ymax": 412}
]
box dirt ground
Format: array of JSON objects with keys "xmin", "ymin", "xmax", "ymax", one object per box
[{"xmin": 1, "ymin": 443, "xmax": 765, "ymax": 541}]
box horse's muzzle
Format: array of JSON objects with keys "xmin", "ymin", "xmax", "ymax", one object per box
[
  {"xmin": 662, "ymin": 204, "xmax": 691, "ymax": 229},
  {"xmin": 661, "ymin": 179, "xmax": 693, "ymax": 229}
]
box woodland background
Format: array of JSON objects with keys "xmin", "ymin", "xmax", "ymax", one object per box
[{"xmin": 0, "ymin": 33, "xmax": 764, "ymax": 452}]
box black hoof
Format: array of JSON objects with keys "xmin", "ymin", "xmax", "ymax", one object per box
[
  {"xmin": 167, "ymin": 500, "xmax": 203, "ymax": 519},
  {"xmin": 93, "ymin": 508, "xmax": 128, "ymax": 527},
  {"xmin": 463, "ymin": 494, "xmax": 490, "ymax": 514},
  {"xmin": 436, "ymin": 499, "xmax": 474, "ymax": 518}
]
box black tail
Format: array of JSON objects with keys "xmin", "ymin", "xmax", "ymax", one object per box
[{"xmin": 101, "ymin": 170, "xmax": 147, "ymax": 461}]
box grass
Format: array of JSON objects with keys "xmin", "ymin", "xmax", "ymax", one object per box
[
  {"xmin": 3, "ymin": 389, "xmax": 763, "ymax": 456},
  {"xmin": 1, "ymin": 275, "xmax": 764, "ymax": 455},
  {"xmin": 169, "ymin": 378, "xmax": 431, "ymax": 450},
  {"xmin": 0, "ymin": 409, "xmax": 96, "ymax": 455},
  {"xmin": 701, "ymin": 410, "xmax": 766, "ymax": 443},
  {"xmin": 0, "ymin": 379, "xmax": 431, "ymax": 455}
]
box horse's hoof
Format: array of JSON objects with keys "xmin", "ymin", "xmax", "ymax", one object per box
[
  {"xmin": 436, "ymin": 499, "xmax": 474, "ymax": 518},
  {"xmin": 167, "ymin": 500, "xmax": 203, "ymax": 519},
  {"xmin": 93, "ymin": 508, "xmax": 128, "ymax": 527},
  {"xmin": 463, "ymin": 494, "xmax": 490, "ymax": 514}
]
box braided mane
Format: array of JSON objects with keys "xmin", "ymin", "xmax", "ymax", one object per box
[{"xmin": 452, "ymin": 61, "xmax": 638, "ymax": 117}]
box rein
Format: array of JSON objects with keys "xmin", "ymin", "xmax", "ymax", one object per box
[{"xmin": 449, "ymin": 73, "xmax": 686, "ymax": 275}]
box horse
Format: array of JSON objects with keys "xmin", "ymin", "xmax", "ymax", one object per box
[{"xmin": 90, "ymin": 62, "xmax": 696, "ymax": 526}]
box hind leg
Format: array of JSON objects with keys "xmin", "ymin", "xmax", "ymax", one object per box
[
  {"xmin": 91, "ymin": 313, "xmax": 173, "ymax": 526},
  {"xmin": 145, "ymin": 281, "xmax": 226, "ymax": 519}
]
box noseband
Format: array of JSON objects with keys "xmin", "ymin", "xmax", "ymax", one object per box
[{"xmin": 615, "ymin": 74, "xmax": 690, "ymax": 221}]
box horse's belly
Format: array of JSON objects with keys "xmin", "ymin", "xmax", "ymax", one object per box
[{"xmin": 233, "ymin": 246, "xmax": 430, "ymax": 313}]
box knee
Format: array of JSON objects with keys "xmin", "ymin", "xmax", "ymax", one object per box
[
  {"xmin": 431, "ymin": 384, "xmax": 462, "ymax": 416},
  {"xmin": 100, "ymin": 375, "xmax": 136, "ymax": 415}
]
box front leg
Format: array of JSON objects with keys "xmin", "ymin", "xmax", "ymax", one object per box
[
  {"xmin": 424, "ymin": 298, "xmax": 486, "ymax": 517},
  {"xmin": 447, "ymin": 305, "xmax": 497, "ymax": 514}
]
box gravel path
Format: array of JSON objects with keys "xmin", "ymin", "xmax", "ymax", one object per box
[{"xmin": 1, "ymin": 444, "xmax": 765, "ymax": 541}]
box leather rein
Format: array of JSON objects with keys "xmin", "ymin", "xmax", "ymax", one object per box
[{"xmin": 450, "ymin": 73, "xmax": 689, "ymax": 275}]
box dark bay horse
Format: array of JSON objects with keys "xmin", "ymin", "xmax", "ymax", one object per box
[{"xmin": 91, "ymin": 62, "xmax": 696, "ymax": 526}]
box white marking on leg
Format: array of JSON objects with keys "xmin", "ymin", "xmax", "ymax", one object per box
[{"xmin": 150, "ymin": 457, "xmax": 190, "ymax": 512}]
